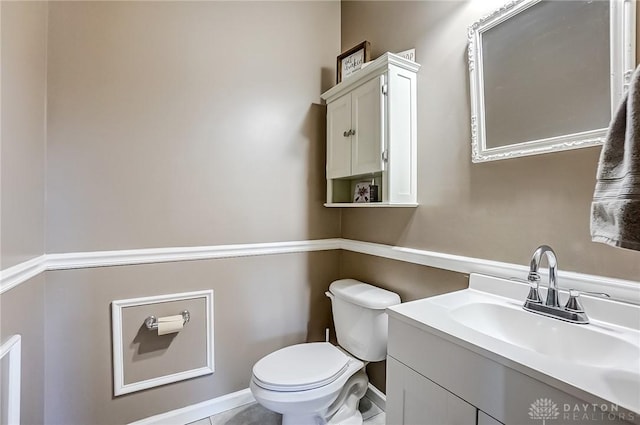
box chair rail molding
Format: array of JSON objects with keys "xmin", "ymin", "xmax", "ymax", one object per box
[{"xmin": 1, "ymin": 239, "xmax": 638, "ymax": 304}]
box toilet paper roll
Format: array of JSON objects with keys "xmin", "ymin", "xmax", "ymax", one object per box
[{"xmin": 157, "ymin": 315, "xmax": 184, "ymax": 335}]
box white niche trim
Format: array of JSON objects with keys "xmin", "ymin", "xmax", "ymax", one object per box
[
  {"xmin": 111, "ymin": 290, "xmax": 214, "ymax": 396},
  {"xmin": 0, "ymin": 335, "xmax": 21, "ymax": 425}
]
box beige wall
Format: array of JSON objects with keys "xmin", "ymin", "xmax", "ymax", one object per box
[
  {"xmin": 45, "ymin": 252, "xmax": 338, "ymax": 425},
  {"xmin": 339, "ymin": 0, "xmax": 640, "ymax": 392},
  {"xmin": 0, "ymin": 275, "xmax": 45, "ymax": 425},
  {"xmin": 0, "ymin": 2, "xmax": 48, "ymax": 424},
  {"xmin": 340, "ymin": 0, "xmax": 640, "ymax": 281},
  {"xmin": 3, "ymin": 1, "xmax": 640, "ymax": 423},
  {"xmin": 40, "ymin": 2, "xmax": 341, "ymax": 423},
  {"xmin": 1, "ymin": 0, "xmax": 47, "ymax": 268},
  {"xmin": 46, "ymin": 1, "xmax": 340, "ymax": 253}
]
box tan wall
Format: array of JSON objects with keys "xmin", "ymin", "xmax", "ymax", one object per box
[
  {"xmin": 44, "ymin": 251, "xmax": 339, "ymax": 425},
  {"xmin": 4, "ymin": 2, "xmax": 639, "ymax": 422},
  {"xmin": 340, "ymin": 0, "xmax": 640, "ymax": 281},
  {"xmin": 0, "ymin": 275, "xmax": 45, "ymax": 425},
  {"xmin": 46, "ymin": 1, "xmax": 340, "ymax": 253},
  {"xmin": 1, "ymin": 0, "xmax": 47, "ymax": 268},
  {"xmin": 339, "ymin": 0, "xmax": 640, "ymax": 392},
  {"xmin": 0, "ymin": 2, "xmax": 48, "ymax": 423},
  {"xmin": 40, "ymin": 1, "xmax": 341, "ymax": 423}
]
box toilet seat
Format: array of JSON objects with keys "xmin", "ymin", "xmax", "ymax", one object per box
[{"xmin": 252, "ymin": 342, "xmax": 350, "ymax": 392}]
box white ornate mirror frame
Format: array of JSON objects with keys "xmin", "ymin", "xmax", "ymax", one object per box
[{"xmin": 468, "ymin": 0, "xmax": 636, "ymax": 163}]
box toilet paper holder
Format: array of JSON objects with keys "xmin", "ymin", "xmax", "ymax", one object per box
[{"xmin": 144, "ymin": 310, "xmax": 190, "ymax": 331}]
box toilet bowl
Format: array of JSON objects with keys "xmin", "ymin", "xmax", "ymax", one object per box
[
  {"xmin": 250, "ymin": 279, "xmax": 401, "ymax": 425},
  {"xmin": 250, "ymin": 342, "xmax": 367, "ymax": 425}
]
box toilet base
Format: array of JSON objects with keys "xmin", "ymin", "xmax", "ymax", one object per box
[
  {"xmin": 281, "ymin": 407, "xmax": 363, "ymax": 425},
  {"xmin": 326, "ymin": 369, "xmax": 368, "ymax": 425},
  {"xmin": 282, "ymin": 413, "xmax": 324, "ymax": 425}
]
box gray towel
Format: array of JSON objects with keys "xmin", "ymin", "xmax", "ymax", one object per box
[{"xmin": 591, "ymin": 65, "xmax": 640, "ymax": 251}]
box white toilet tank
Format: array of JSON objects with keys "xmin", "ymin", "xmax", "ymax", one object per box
[{"xmin": 327, "ymin": 279, "xmax": 401, "ymax": 362}]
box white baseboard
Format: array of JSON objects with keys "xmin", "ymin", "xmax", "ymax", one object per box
[
  {"xmin": 127, "ymin": 388, "xmax": 255, "ymax": 425},
  {"xmin": 128, "ymin": 384, "xmax": 385, "ymax": 425},
  {"xmin": 365, "ymin": 383, "xmax": 386, "ymax": 412}
]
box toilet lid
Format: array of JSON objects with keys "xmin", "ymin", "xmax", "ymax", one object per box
[{"xmin": 252, "ymin": 342, "xmax": 350, "ymax": 392}]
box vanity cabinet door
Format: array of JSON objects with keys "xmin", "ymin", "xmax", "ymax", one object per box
[
  {"xmin": 387, "ymin": 356, "xmax": 477, "ymax": 425},
  {"xmin": 326, "ymin": 93, "xmax": 352, "ymax": 179},
  {"xmin": 350, "ymin": 75, "xmax": 384, "ymax": 176},
  {"xmin": 478, "ymin": 411, "xmax": 504, "ymax": 425}
]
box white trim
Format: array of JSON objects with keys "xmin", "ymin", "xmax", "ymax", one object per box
[
  {"xmin": 127, "ymin": 388, "xmax": 255, "ymax": 425},
  {"xmin": 0, "ymin": 335, "xmax": 22, "ymax": 425},
  {"xmin": 46, "ymin": 238, "xmax": 343, "ymax": 271},
  {"xmin": 320, "ymin": 52, "xmax": 420, "ymax": 103},
  {"xmin": 130, "ymin": 384, "xmax": 385, "ymax": 425},
  {"xmin": 111, "ymin": 290, "xmax": 214, "ymax": 396},
  {"xmin": 0, "ymin": 240, "xmax": 342, "ymax": 294},
  {"xmin": 1, "ymin": 238, "xmax": 638, "ymax": 304},
  {"xmin": 340, "ymin": 239, "xmax": 640, "ymax": 304},
  {"xmin": 365, "ymin": 382, "xmax": 386, "ymax": 412},
  {"xmin": 0, "ymin": 255, "xmax": 47, "ymax": 295}
]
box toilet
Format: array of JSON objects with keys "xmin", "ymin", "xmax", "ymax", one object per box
[{"xmin": 250, "ymin": 279, "xmax": 401, "ymax": 425}]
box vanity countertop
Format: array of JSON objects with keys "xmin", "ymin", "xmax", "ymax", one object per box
[{"xmin": 387, "ymin": 274, "xmax": 640, "ymax": 416}]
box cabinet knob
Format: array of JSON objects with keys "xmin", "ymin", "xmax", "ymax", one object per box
[{"xmin": 343, "ymin": 129, "xmax": 355, "ymax": 137}]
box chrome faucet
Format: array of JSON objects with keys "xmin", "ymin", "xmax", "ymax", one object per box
[
  {"xmin": 527, "ymin": 245, "xmax": 559, "ymax": 308},
  {"xmin": 522, "ymin": 245, "xmax": 608, "ymax": 324}
]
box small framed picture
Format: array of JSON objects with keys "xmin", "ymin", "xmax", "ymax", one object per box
[
  {"xmin": 337, "ymin": 41, "xmax": 371, "ymax": 83},
  {"xmin": 354, "ymin": 181, "xmax": 379, "ymax": 203}
]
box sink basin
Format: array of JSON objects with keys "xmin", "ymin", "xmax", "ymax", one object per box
[
  {"xmin": 451, "ymin": 301, "xmax": 640, "ymax": 370},
  {"xmin": 386, "ymin": 273, "xmax": 640, "ymax": 416}
]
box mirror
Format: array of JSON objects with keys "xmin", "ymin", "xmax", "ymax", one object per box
[{"xmin": 468, "ymin": 0, "xmax": 636, "ymax": 163}]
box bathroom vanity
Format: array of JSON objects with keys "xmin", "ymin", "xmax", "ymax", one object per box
[{"xmin": 385, "ymin": 274, "xmax": 640, "ymax": 425}]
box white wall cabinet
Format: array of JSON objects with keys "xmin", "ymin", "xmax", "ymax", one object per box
[
  {"xmin": 327, "ymin": 76, "xmax": 384, "ymax": 179},
  {"xmin": 321, "ymin": 53, "xmax": 420, "ymax": 207}
]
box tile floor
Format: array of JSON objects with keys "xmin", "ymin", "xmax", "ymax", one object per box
[{"xmin": 187, "ymin": 395, "xmax": 385, "ymax": 425}]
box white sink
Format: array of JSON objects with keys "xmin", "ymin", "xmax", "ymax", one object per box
[
  {"xmin": 386, "ymin": 273, "xmax": 640, "ymax": 416},
  {"xmin": 451, "ymin": 301, "xmax": 640, "ymax": 370}
]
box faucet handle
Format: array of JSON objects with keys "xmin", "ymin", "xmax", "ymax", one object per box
[
  {"xmin": 565, "ymin": 289, "xmax": 610, "ymax": 312},
  {"xmin": 525, "ymin": 277, "xmax": 542, "ymax": 304},
  {"xmin": 510, "ymin": 276, "xmax": 542, "ymax": 303},
  {"xmin": 527, "ymin": 271, "xmax": 541, "ymax": 283}
]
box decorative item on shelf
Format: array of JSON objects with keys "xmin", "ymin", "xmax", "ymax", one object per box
[
  {"xmin": 354, "ymin": 180, "xmax": 379, "ymax": 203},
  {"xmin": 337, "ymin": 41, "xmax": 371, "ymax": 83},
  {"xmin": 396, "ymin": 48, "xmax": 416, "ymax": 62}
]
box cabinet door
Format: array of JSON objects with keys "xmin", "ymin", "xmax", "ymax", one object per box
[
  {"xmin": 351, "ymin": 75, "xmax": 384, "ymax": 176},
  {"xmin": 478, "ymin": 411, "xmax": 504, "ymax": 425},
  {"xmin": 387, "ymin": 356, "xmax": 477, "ymax": 425},
  {"xmin": 326, "ymin": 93, "xmax": 352, "ymax": 179}
]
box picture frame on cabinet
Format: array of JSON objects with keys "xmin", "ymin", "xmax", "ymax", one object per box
[
  {"xmin": 337, "ymin": 41, "xmax": 371, "ymax": 83},
  {"xmin": 354, "ymin": 181, "xmax": 379, "ymax": 203}
]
